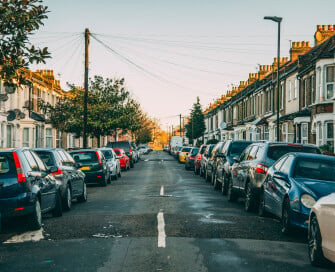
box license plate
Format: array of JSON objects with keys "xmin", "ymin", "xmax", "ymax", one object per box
[{"xmin": 80, "ymin": 166, "xmax": 90, "ymax": 171}]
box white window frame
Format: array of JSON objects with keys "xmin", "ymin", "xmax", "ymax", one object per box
[
  {"xmin": 301, "ymin": 123, "xmax": 308, "ymax": 144},
  {"xmin": 325, "ymin": 65, "xmax": 335, "ymax": 100},
  {"xmin": 325, "ymin": 121, "xmax": 334, "ymax": 150},
  {"xmin": 22, "ymin": 128, "xmax": 29, "ymax": 147},
  {"xmin": 294, "ymin": 79, "xmax": 298, "ymax": 99},
  {"xmin": 311, "ymin": 75, "xmax": 315, "ymax": 104},
  {"xmin": 45, "ymin": 128, "xmax": 53, "ymax": 148},
  {"xmin": 280, "ymin": 82, "xmax": 284, "ymax": 110}
]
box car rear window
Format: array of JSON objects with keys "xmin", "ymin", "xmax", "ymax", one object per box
[
  {"xmin": 229, "ymin": 142, "xmax": 252, "ymax": 157},
  {"xmin": 267, "ymin": 145, "xmax": 320, "ymax": 161},
  {"xmin": 102, "ymin": 150, "xmax": 113, "ymax": 159},
  {"xmin": 200, "ymin": 146, "xmax": 207, "ymax": 154},
  {"xmin": 108, "ymin": 142, "xmax": 130, "ymax": 150},
  {"xmin": 35, "ymin": 151, "xmax": 56, "ymax": 167},
  {"xmin": 182, "ymin": 147, "xmax": 191, "ymax": 152},
  {"xmin": 294, "ymin": 158, "xmax": 335, "ymax": 181},
  {"xmin": 113, "ymin": 149, "xmax": 121, "ymax": 155},
  {"xmin": 191, "ymin": 148, "xmax": 199, "ymax": 156},
  {"xmin": 0, "ymin": 153, "xmax": 16, "ymax": 181},
  {"xmin": 70, "ymin": 151, "xmax": 98, "ymax": 162}
]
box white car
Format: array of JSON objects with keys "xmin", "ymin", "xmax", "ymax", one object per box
[
  {"xmin": 308, "ymin": 193, "xmax": 335, "ymax": 267},
  {"xmin": 100, "ymin": 148, "xmax": 121, "ymax": 181}
]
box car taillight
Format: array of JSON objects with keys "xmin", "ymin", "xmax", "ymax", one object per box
[
  {"xmin": 96, "ymin": 151, "xmax": 103, "ymax": 165},
  {"xmin": 190, "ymin": 156, "xmax": 195, "ymax": 159},
  {"xmin": 256, "ymin": 163, "xmax": 268, "ymax": 174},
  {"xmin": 51, "ymin": 168, "xmax": 63, "ymax": 176},
  {"xmin": 129, "ymin": 148, "xmax": 132, "ymax": 155},
  {"xmin": 13, "ymin": 152, "xmax": 25, "ymax": 183},
  {"xmin": 197, "ymin": 154, "xmax": 202, "ymax": 160}
]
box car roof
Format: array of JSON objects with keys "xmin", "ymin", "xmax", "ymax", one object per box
[
  {"xmin": 290, "ymin": 152, "xmax": 335, "ymax": 160},
  {"xmin": 253, "ymin": 141, "xmax": 318, "ymax": 148},
  {"xmin": 69, "ymin": 149, "xmax": 99, "ymax": 152}
]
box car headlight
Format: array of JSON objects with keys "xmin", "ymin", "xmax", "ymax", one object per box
[{"xmin": 301, "ymin": 194, "xmax": 316, "ymax": 209}]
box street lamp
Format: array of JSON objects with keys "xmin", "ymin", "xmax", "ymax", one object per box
[{"xmin": 264, "ymin": 16, "xmax": 282, "ymax": 142}]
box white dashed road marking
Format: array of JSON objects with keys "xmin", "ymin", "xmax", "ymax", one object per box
[
  {"xmin": 157, "ymin": 211, "xmax": 166, "ymax": 248},
  {"xmin": 160, "ymin": 186, "xmax": 164, "ymax": 196}
]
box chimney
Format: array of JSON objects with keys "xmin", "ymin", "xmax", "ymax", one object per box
[
  {"xmin": 290, "ymin": 41, "xmax": 311, "ymax": 61},
  {"xmin": 248, "ymin": 73, "xmax": 259, "ymax": 84},
  {"xmin": 272, "ymin": 57, "xmax": 289, "ymax": 70},
  {"xmin": 314, "ymin": 24, "xmax": 335, "ymax": 46},
  {"xmin": 238, "ymin": 81, "xmax": 247, "ymax": 91},
  {"xmin": 258, "ymin": 65, "xmax": 273, "ymax": 80}
]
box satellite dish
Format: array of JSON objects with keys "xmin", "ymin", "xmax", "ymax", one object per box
[
  {"xmin": 219, "ymin": 122, "xmax": 227, "ymax": 129},
  {"xmin": 19, "ymin": 112, "xmax": 26, "ymax": 119},
  {"xmin": 0, "ymin": 94, "xmax": 8, "ymax": 102},
  {"xmin": 7, "ymin": 110, "xmax": 16, "ymax": 121}
]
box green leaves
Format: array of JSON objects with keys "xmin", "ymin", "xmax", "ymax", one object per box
[
  {"xmin": 185, "ymin": 99, "xmax": 206, "ymax": 142},
  {"xmin": 0, "ymin": 0, "xmax": 50, "ymax": 87}
]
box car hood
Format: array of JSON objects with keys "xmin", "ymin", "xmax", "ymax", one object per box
[{"xmin": 294, "ymin": 178, "xmax": 335, "ymax": 199}]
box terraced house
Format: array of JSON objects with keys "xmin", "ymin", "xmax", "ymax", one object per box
[
  {"xmin": 203, "ymin": 25, "xmax": 335, "ymax": 152},
  {"xmin": 0, "ymin": 69, "xmax": 79, "ymax": 149}
]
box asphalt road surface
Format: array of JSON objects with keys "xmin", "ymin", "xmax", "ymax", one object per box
[{"xmin": 0, "ymin": 151, "xmax": 333, "ymax": 272}]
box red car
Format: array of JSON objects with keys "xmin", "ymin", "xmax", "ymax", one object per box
[
  {"xmin": 194, "ymin": 144, "xmax": 207, "ymax": 175},
  {"xmin": 113, "ymin": 148, "xmax": 130, "ymax": 171}
]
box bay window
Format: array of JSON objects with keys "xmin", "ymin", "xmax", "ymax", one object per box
[
  {"xmin": 325, "ymin": 121, "xmax": 334, "ymax": 150},
  {"xmin": 326, "ymin": 65, "xmax": 334, "ymax": 99}
]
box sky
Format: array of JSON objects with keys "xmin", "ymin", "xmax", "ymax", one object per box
[{"xmin": 30, "ymin": 0, "xmax": 335, "ymax": 129}]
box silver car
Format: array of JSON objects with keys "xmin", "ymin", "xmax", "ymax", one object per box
[{"xmin": 100, "ymin": 148, "xmax": 121, "ymax": 181}]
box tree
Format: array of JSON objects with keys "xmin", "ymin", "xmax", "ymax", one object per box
[
  {"xmin": 185, "ymin": 99, "xmax": 206, "ymax": 144},
  {"xmin": 0, "ymin": 0, "xmax": 50, "ymax": 88}
]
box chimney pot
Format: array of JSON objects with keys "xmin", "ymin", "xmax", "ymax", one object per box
[
  {"xmin": 328, "ymin": 25, "xmax": 333, "ymax": 31},
  {"xmin": 322, "ymin": 25, "xmax": 327, "ymax": 30}
]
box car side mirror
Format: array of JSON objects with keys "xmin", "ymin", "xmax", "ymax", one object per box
[
  {"xmin": 28, "ymin": 171, "xmax": 42, "ymax": 178},
  {"xmin": 233, "ymin": 156, "xmax": 240, "ymax": 163}
]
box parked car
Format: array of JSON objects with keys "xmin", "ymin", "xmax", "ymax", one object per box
[
  {"xmin": 179, "ymin": 147, "xmax": 192, "ymax": 163},
  {"xmin": 229, "ymin": 142, "xmax": 321, "ymax": 212},
  {"xmin": 214, "ymin": 140, "xmax": 253, "ymax": 192},
  {"xmin": 34, "ymin": 148, "xmax": 87, "ymax": 211},
  {"xmin": 99, "ymin": 148, "xmax": 121, "ymax": 180},
  {"xmin": 130, "ymin": 142, "xmax": 139, "ymax": 163},
  {"xmin": 258, "ymin": 153, "xmax": 335, "ymax": 234},
  {"xmin": 0, "ymin": 148, "xmax": 62, "ymax": 230},
  {"xmin": 107, "ymin": 141, "xmax": 135, "ymax": 168},
  {"xmin": 175, "ymin": 146, "xmax": 183, "ymax": 159},
  {"xmin": 205, "ymin": 141, "xmax": 225, "ymax": 183},
  {"xmin": 185, "ymin": 147, "xmax": 199, "ymax": 170},
  {"xmin": 194, "ymin": 145, "xmax": 207, "ymax": 175},
  {"xmin": 69, "ymin": 149, "xmax": 109, "ymax": 186},
  {"xmin": 113, "ymin": 148, "xmax": 130, "ymax": 171},
  {"xmin": 308, "ymin": 193, "xmax": 335, "ymax": 267},
  {"xmin": 200, "ymin": 144, "xmax": 215, "ymax": 178},
  {"xmin": 138, "ymin": 145, "xmax": 149, "ymax": 155}
]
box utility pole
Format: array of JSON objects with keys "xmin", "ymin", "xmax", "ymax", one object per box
[
  {"xmin": 83, "ymin": 28, "xmax": 90, "ymax": 148},
  {"xmin": 179, "ymin": 114, "xmax": 182, "ymax": 137}
]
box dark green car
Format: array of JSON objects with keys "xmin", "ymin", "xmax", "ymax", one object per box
[{"xmin": 69, "ymin": 149, "xmax": 109, "ymax": 187}]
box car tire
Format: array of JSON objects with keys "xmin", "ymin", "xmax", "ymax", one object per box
[
  {"xmin": 200, "ymin": 167, "xmax": 203, "ymax": 177},
  {"xmin": 244, "ymin": 182, "xmax": 256, "ymax": 212},
  {"xmin": 30, "ymin": 199, "xmax": 42, "ymax": 230},
  {"xmin": 77, "ymin": 182, "xmax": 87, "ymax": 202},
  {"xmin": 309, "ymin": 216, "xmax": 327, "ymax": 267},
  {"xmin": 227, "ymin": 177, "xmax": 238, "ymax": 202},
  {"xmin": 62, "ymin": 185, "xmax": 72, "ymax": 211},
  {"xmin": 118, "ymin": 170, "xmax": 122, "ymax": 178},
  {"xmin": 52, "ymin": 191, "xmax": 63, "ymax": 217},
  {"xmin": 213, "ymin": 174, "xmax": 220, "ymax": 190},
  {"xmin": 130, "ymin": 161, "xmax": 134, "ymax": 168},
  {"xmin": 101, "ymin": 175, "xmax": 108, "ymax": 187},
  {"xmin": 205, "ymin": 170, "xmax": 211, "ymax": 182},
  {"xmin": 281, "ymin": 198, "xmax": 292, "ymax": 234},
  {"xmin": 221, "ymin": 173, "xmax": 228, "ymax": 195},
  {"xmin": 258, "ymin": 188, "xmax": 267, "ymax": 217}
]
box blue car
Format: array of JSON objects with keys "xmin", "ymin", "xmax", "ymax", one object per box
[{"xmin": 259, "ymin": 153, "xmax": 335, "ymax": 234}]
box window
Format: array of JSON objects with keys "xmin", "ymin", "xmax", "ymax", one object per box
[
  {"xmin": 288, "ymin": 80, "xmax": 292, "ymax": 101},
  {"xmin": 23, "ymin": 151, "xmax": 39, "ymax": 171},
  {"xmin": 326, "ymin": 66, "xmax": 334, "ymax": 99},
  {"xmin": 303, "ymin": 79, "xmax": 307, "ymax": 107},
  {"xmin": 280, "ymin": 83, "xmax": 284, "ymax": 110},
  {"xmin": 311, "ymin": 75, "xmax": 315, "ymax": 104},
  {"xmin": 294, "ymin": 79, "xmax": 298, "ymax": 99},
  {"xmin": 6, "ymin": 125, "xmax": 12, "ymax": 148},
  {"xmin": 22, "ymin": 128, "xmax": 29, "ymax": 147},
  {"xmin": 240, "ymin": 146, "xmax": 252, "ymax": 161},
  {"xmin": 264, "ymin": 127, "xmax": 269, "ymax": 140},
  {"xmin": 280, "ymin": 155, "xmax": 294, "ymax": 175},
  {"xmin": 31, "ymin": 151, "xmax": 47, "ymax": 172},
  {"xmin": 301, "ymin": 123, "xmax": 308, "ymax": 144},
  {"xmin": 46, "ymin": 128, "xmax": 53, "ymax": 148},
  {"xmin": 325, "ymin": 121, "xmax": 334, "ymax": 151},
  {"xmin": 317, "ymin": 122, "xmax": 323, "ymax": 146},
  {"xmin": 247, "ymin": 146, "xmax": 258, "ymax": 161},
  {"xmin": 273, "ymin": 156, "xmax": 287, "ymax": 171}
]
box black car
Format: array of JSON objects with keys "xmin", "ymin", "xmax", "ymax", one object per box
[
  {"xmin": 69, "ymin": 149, "xmax": 109, "ymax": 186},
  {"xmin": 0, "ymin": 148, "xmax": 62, "ymax": 230},
  {"xmin": 107, "ymin": 141, "xmax": 135, "ymax": 168},
  {"xmin": 185, "ymin": 147, "xmax": 199, "ymax": 170},
  {"xmin": 200, "ymin": 144, "xmax": 215, "ymax": 177},
  {"xmin": 34, "ymin": 148, "xmax": 87, "ymax": 211},
  {"xmin": 214, "ymin": 140, "xmax": 254, "ymax": 193},
  {"xmin": 205, "ymin": 141, "xmax": 225, "ymax": 183}
]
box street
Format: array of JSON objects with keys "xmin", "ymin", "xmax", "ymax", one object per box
[{"xmin": 0, "ymin": 151, "xmax": 330, "ymax": 272}]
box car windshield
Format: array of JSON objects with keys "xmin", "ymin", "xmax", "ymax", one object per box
[
  {"xmin": 190, "ymin": 148, "xmax": 199, "ymax": 155},
  {"xmin": 267, "ymin": 145, "xmax": 319, "ymax": 161},
  {"xmin": 182, "ymin": 147, "xmax": 191, "ymax": 152},
  {"xmin": 294, "ymin": 158, "xmax": 335, "ymax": 181},
  {"xmin": 101, "ymin": 150, "xmax": 113, "ymax": 159},
  {"xmin": 35, "ymin": 151, "xmax": 56, "ymax": 167},
  {"xmin": 229, "ymin": 142, "xmax": 252, "ymax": 157},
  {"xmin": 70, "ymin": 151, "xmax": 98, "ymax": 162}
]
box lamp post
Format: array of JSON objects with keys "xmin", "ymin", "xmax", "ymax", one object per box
[{"xmin": 264, "ymin": 16, "xmax": 282, "ymax": 142}]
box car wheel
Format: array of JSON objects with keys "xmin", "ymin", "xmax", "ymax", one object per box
[
  {"xmin": 30, "ymin": 199, "xmax": 42, "ymax": 230},
  {"xmin": 118, "ymin": 170, "xmax": 122, "ymax": 178},
  {"xmin": 52, "ymin": 191, "xmax": 63, "ymax": 217},
  {"xmin": 258, "ymin": 188, "xmax": 267, "ymax": 217},
  {"xmin": 309, "ymin": 216, "xmax": 327, "ymax": 267},
  {"xmin": 130, "ymin": 161, "xmax": 134, "ymax": 168},
  {"xmin": 62, "ymin": 185, "xmax": 72, "ymax": 211},
  {"xmin": 227, "ymin": 177, "xmax": 238, "ymax": 202},
  {"xmin": 200, "ymin": 167, "xmax": 204, "ymax": 177},
  {"xmin": 245, "ymin": 183, "xmax": 256, "ymax": 212},
  {"xmin": 221, "ymin": 174, "xmax": 228, "ymax": 195},
  {"xmin": 77, "ymin": 182, "xmax": 87, "ymax": 202},
  {"xmin": 281, "ymin": 198, "xmax": 292, "ymax": 234},
  {"xmin": 205, "ymin": 170, "xmax": 211, "ymax": 182},
  {"xmin": 101, "ymin": 175, "xmax": 107, "ymax": 187},
  {"xmin": 213, "ymin": 174, "xmax": 220, "ymax": 190}
]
